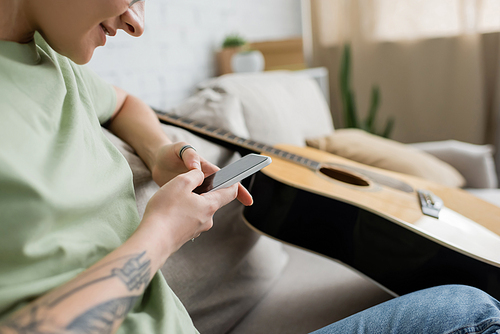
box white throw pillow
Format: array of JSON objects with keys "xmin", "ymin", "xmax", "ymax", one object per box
[
  {"xmin": 199, "ymin": 71, "xmax": 334, "ymax": 147},
  {"xmin": 168, "ymin": 88, "xmax": 251, "ymax": 139},
  {"xmin": 411, "ymin": 140, "xmax": 498, "ymax": 189}
]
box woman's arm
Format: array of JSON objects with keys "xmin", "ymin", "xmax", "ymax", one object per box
[
  {"xmin": 107, "ymin": 86, "xmax": 253, "ymax": 205},
  {"xmin": 106, "ymin": 86, "xmax": 185, "ymax": 177},
  {"xmin": 0, "ymin": 88, "xmax": 250, "ymax": 334},
  {"xmin": 0, "ymin": 169, "xmax": 239, "ymax": 334}
]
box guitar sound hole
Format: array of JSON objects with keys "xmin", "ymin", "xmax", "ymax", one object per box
[{"xmin": 319, "ymin": 167, "xmax": 370, "ymax": 187}]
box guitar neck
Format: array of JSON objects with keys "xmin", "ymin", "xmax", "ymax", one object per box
[{"xmin": 154, "ymin": 109, "xmax": 320, "ymax": 170}]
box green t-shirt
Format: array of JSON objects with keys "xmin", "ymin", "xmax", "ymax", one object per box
[{"xmin": 0, "ymin": 34, "xmax": 198, "ymax": 333}]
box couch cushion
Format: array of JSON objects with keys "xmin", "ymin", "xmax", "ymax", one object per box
[
  {"xmin": 228, "ymin": 245, "xmax": 393, "ymax": 334},
  {"xmin": 306, "ymin": 129, "xmax": 465, "ymax": 188},
  {"xmin": 199, "ymin": 71, "xmax": 334, "ymax": 147},
  {"xmin": 164, "ymin": 201, "xmax": 288, "ymax": 334}
]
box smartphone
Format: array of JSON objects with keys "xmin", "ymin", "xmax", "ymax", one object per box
[{"xmin": 193, "ymin": 153, "xmax": 272, "ymax": 194}]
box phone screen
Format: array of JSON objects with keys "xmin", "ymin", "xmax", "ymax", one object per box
[{"xmin": 193, "ymin": 154, "xmax": 271, "ymax": 194}]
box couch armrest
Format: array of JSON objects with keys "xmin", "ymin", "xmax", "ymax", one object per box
[{"xmin": 409, "ymin": 140, "xmax": 498, "ymax": 189}]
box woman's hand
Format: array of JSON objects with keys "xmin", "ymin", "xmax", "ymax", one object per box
[
  {"xmin": 141, "ymin": 168, "xmax": 239, "ymax": 259},
  {"xmin": 150, "ymin": 142, "xmax": 253, "ymax": 206},
  {"xmin": 150, "ymin": 142, "xmax": 212, "ymax": 186}
]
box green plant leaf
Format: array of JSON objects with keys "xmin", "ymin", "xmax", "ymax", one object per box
[
  {"xmin": 345, "ymin": 90, "xmax": 358, "ymax": 128},
  {"xmin": 381, "ymin": 117, "xmax": 395, "ymax": 138},
  {"xmin": 339, "ymin": 44, "xmax": 351, "ymax": 93},
  {"xmin": 222, "ymin": 34, "xmax": 247, "ymax": 48},
  {"xmin": 340, "ymin": 44, "xmax": 359, "ymax": 128},
  {"xmin": 365, "ymin": 85, "xmax": 380, "ymax": 132}
]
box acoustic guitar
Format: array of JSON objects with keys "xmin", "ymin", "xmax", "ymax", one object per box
[{"xmin": 155, "ymin": 110, "xmax": 500, "ymax": 299}]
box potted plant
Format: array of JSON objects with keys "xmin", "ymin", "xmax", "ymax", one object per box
[
  {"xmin": 217, "ymin": 34, "xmax": 247, "ymax": 75},
  {"xmin": 217, "ymin": 34, "xmax": 265, "ymax": 75},
  {"xmin": 222, "ymin": 34, "xmax": 247, "ymax": 49}
]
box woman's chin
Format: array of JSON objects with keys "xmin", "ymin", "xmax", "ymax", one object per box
[
  {"xmin": 66, "ymin": 48, "xmax": 96, "ymax": 65},
  {"xmin": 45, "ymin": 38, "xmax": 96, "ymax": 65}
]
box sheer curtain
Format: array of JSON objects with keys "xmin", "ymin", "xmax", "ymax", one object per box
[{"xmin": 306, "ymin": 0, "xmax": 500, "ymax": 158}]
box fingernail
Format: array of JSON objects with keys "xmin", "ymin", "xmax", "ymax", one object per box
[{"xmin": 193, "ymin": 161, "xmax": 201, "ymax": 170}]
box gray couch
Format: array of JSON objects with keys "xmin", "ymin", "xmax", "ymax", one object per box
[{"xmin": 104, "ymin": 71, "xmax": 500, "ymax": 334}]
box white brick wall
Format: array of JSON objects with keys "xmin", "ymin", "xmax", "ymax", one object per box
[{"xmin": 87, "ymin": 0, "xmax": 302, "ymax": 110}]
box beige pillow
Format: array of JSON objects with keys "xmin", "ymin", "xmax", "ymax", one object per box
[{"xmin": 306, "ymin": 129, "xmax": 465, "ymax": 188}]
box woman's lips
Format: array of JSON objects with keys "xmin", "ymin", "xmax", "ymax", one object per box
[
  {"xmin": 100, "ymin": 23, "xmax": 110, "ymax": 36},
  {"xmin": 99, "ymin": 24, "xmax": 109, "ymax": 46}
]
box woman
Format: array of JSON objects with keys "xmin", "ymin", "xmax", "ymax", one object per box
[
  {"xmin": 0, "ymin": 0, "xmax": 499, "ymax": 333},
  {"xmin": 0, "ymin": 0, "xmax": 251, "ymax": 332}
]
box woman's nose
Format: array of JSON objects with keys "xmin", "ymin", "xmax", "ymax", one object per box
[{"xmin": 120, "ymin": 2, "xmax": 145, "ymax": 37}]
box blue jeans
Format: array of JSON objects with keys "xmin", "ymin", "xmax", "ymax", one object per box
[{"xmin": 311, "ymin": 285, "xmax": 500, "ymax": 334}]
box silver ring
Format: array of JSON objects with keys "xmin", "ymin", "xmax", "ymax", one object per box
[{"xmin": 179, "ymin": 145, "xmax": 196, "ymax": 160}]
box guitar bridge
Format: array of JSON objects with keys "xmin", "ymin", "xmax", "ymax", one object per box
[{"xmin": 418, "ymin": 190, "xmax": 443, "ymax": 218}]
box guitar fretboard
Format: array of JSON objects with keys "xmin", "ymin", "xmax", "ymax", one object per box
[
  {"xmin": 155, "ymin": 110, "xmax": 414, "ymax": 193},
  {"xmin": 155, "ymin": 110, "xmax": 321, "ymax": 171}
]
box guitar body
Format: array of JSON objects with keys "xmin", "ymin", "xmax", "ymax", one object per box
[
  {"xmin": 155, "ymin": 111, "xmax": 500, "ymax": 299},
  {"xmin": 243, "ymin": 144, "xmax": 500, "ymax": 298}
]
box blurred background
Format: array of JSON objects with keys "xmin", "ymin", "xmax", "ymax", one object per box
[
  {"xmin": 89, "ymin": 0, "xmax": 303, "ymax": 109},
  {"xmin": 88, "ymin": 0, "xmax": 500, "ymax": 179}
]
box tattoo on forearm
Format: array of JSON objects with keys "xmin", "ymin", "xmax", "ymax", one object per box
[
  {"xmin": 0, "ymin": 252, "xmax": 151, "ymax": 334},
  {"xmin": 49, "ymin": 252, "xmax": 151, "ymax": 307},
  {"xmin": 1, "ymin": 305, "xmax": 46, "ymax": 334},
  {"xmin": 111, "ymin": 252, "xmax": 150, "ymax": 291},
  {"xmin": 66, "ymin": 296, "xmax": 138, "ymax": 334}
]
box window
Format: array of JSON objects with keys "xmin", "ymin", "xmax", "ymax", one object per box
[{"xmin": 368, "ymin": 0, "xmax": 500, "ymax": 41}]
